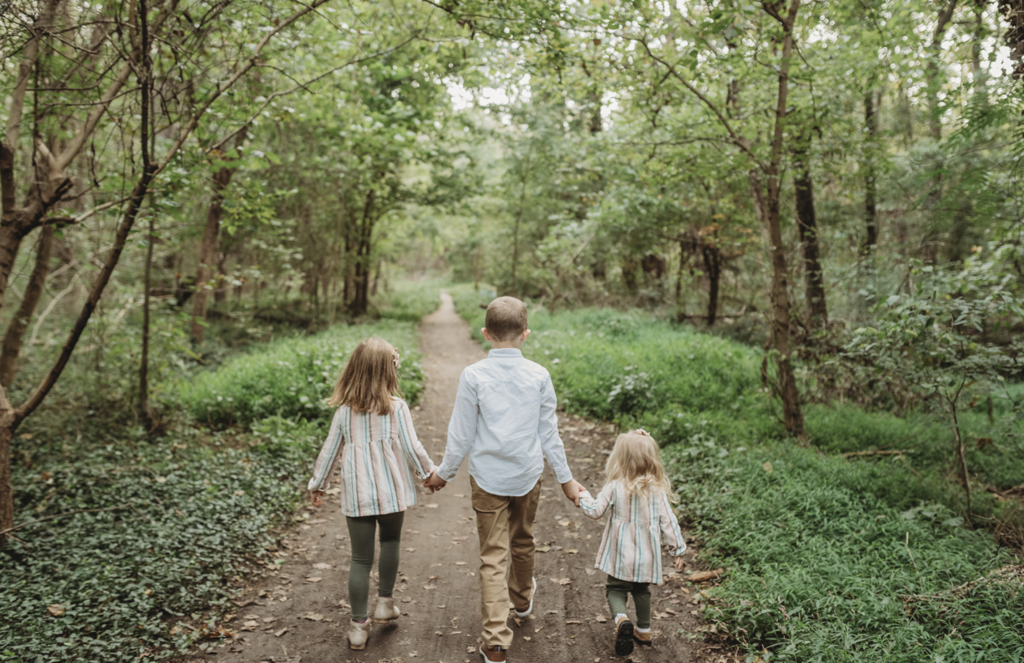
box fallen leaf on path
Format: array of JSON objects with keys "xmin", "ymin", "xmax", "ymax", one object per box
[
  {"xmin": 303, "ymin": 613, "xmax": 325, "ymax": 621},
  {"xmin": 546, "ymin": 610, "xmax": 558, "ymax": 615},
  {"xmin": 594, "ymin": 615, "xmax": 607, "ymax": 623},
  {"xmin": 549, "ymin": 577, "xmax": 571, "ymax": 585},
  {"xmin": 455, "ymin": 561, "xmax": 466, "ymax": 566},
  {"xmin": 558, "ymin": 520, "xmax": 571, "ymax": 527},
  {"xmin": 312, "ymin": 563, "xmax": 331, "ymax": 570},
  {"xmin": 454, "ymin": 494, "xmax": 466, "ymax": 498},
  {"xmin": 305, "ymin": 577, "xmax": 322, "ymax": 583},
  {"xmin": 536, "ymin": 546, "xmax": 551, "ymax": 553},
  {"xmin": 763, "ymin": 461, "xmax": 773, "ymax": 474},
  {"xmin": 585, "ymin": 569, "xmax": 596, "ymax": 576},
  {"xmin": 687, "ymin": 569, "xmax": 724, "ymax": 583},
  {"xmin": 243, "ymin": 613, "xmax": 261, "ymax": 620},
  {"xmin": 274, "ymin": 627, "xmax": 289, "ymax": 637},
  {"xmin": 425, "ymin": 504, "xmax": 439, "ymax": 509},
  {"xmin": 565, "ymin": 620, "xmax": 583, "ymax": 625},
  {"xmin": 522, "ymin": 636, "xmax": 532, "ymax": 641},
  {"xmin": 47, "ymin": 605, "xmax": 65, "ymax": 616},
  {"xmin": 423, "ymin": 584, "xmax": 437, "ymax": 590},
  {"xmin": 406, "ymin": 548, "xmax": 416, "ymax": 552},
  {"xmin": 567, "ymin": 549, "xmax": 578, "ymax": 554},
  {"xmin": 240, "ymin": 620, "xmax": 259, "ymax": 631}
]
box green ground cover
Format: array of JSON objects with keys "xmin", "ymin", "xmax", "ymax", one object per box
[
  {"xmin": 3, "ymin": 319, "xmax": 426, "ymax": 663},
  {"xmin": 451, "ymin": 285, "xmax": 1024, "ymax": 662}
]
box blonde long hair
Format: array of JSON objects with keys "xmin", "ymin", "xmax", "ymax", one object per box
[
  {"xmin": 606, "ymin": 430, "xmax": 677, "ymax": 502},
  {"xmin": 328, "ymin": 337, "xmax": 401, "ymax": 415}
]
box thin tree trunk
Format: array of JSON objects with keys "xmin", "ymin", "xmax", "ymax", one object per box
[
  {"xmin": 139, "ymin": 213, "xmax": 154, "ymax": 428},
  {"xmin": 0, "ymin": 227, "xmax": 53, "ymax": 387},
  {"xmin": 951, "ymin": 404, "xmax": 972, "ymax": 523},
  {"xmin": 702, "ymin": 243, "xmax": 721, "ymax": 326},
  {"xmin": 191, "ymin": 130, "xmax": 246, "ymax": 344},
  {"xmin": 793, "ymin": 142, "xmax": 827, "ymax": 329},
  {"xmin": 862, "ymin": 91, "xmax": 879, "ymax": 258},
  {"xmin": 759, "ymin": 0, "xmax": 805, "ymax": 440}
]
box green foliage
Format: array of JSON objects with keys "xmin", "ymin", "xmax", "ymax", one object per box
[
  {"xmin": 0, "ymin": 418, "xmax": 322, "ymax": 663},
  {"xmin": 665, "ymin": 432, "xmax": 1024, "ymax": 662},
  {"xmin": 178, "ymin": 321, "xmax": 423, "ymax": 427}
]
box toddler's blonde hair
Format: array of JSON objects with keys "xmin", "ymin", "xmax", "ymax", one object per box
[
  {"xmin": 328, "ymin": 337, "xmax": 401, "ymax": 415},
  {"xmin": 606, "ymin": 429, "xmax": 677, "ymax": 502}
]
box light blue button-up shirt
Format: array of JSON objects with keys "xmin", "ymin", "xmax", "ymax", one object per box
[{"xmin": 437, "ymin": 348, "xmax": 574, "ymax": 496}]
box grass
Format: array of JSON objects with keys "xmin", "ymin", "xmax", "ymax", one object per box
[
  {"xmin": 450, "ymin": 283, "xmax": 1024, "ymax": 662},
  {"xmin": 177, "ymin": 320, "xmax": 424, "ymax": 427}
]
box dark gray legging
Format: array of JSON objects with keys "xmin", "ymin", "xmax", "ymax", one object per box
[{"xmin": 346, "ymin": 511, "xmax": 405, "ymax": 621}]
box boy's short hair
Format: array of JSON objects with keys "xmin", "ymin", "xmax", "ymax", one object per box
[{"xmin": 485, "ymin": 296, "xmax": 528, "ymax": 341}]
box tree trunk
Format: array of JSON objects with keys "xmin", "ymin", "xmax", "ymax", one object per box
[
  {"xmin": 190, "ymin": 130, "xmax": 245, "ymax": 344},
  {"xmin": 793, "ymin": 141, "xmax": 827, "ymax": 329},
  {"xmin": 0, "ymin": 226, "xmax": 54, "ymax": 387},
  {"xmin": 702, "ymin": 243, "xmax": 721, "ymax": 326},
  {"xmin": 756, "ymin": 0, "xmax": 805, "ymax": 440},
  {"xmin": 139, "ymin": 213, "xmax": 154, "ymax": 429},
  {"xmin": 862, "ymin": 90, "xmax": 879, "ymax": 258},
  {"xmin": 348, "ymin": 189, "xmax": 375, "ymax": 316}
]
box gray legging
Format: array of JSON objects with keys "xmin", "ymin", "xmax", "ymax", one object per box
[{"xmin": 346, "ymin": 511, "xmax": 405, "ymax": 621}]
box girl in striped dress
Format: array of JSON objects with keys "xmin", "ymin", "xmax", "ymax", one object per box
[
  {"xmin": 579, "ymin": 429, "xmax": 686, "ymax": 657},
  {"xmin": 308, "ymin": 337, "xmax": 435, "ymax": 650}
]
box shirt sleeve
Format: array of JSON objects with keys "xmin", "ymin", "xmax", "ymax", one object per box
[
  {"xmin": 308, "ymin": 408, "xmax": 345, "ymax": 492},
  {"xmin": 436, "ymin": 370, "xmax": 477, "ymax": 482},
  {"xmin": 579, "ymin": 482, "xmax": 614, "ymax": 520},
  {"xmin": 657, "ymin": 492, "xmax": 687, "ymax": 556},
  {"xmin": 394, "ymin": 400, "xmax": 435, "ymax": 479},
  {"xmin": 538, "ymin": 373, "xmax": 573, "ymax": 485}
]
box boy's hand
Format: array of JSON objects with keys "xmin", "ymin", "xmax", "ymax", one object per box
[
  {"xmin": 311, "ymin": 490, "xmax": 324, "ymax": 507},
  {"xmin": 674, "ymin": 557, "xmax": 686, "ymax": 571},
  {"xmin": 423, "ymin": 470, "xmax": 447, "ymax": 493},
  {"xmin": 561, "ymin": 479, "xmax": 584, "ymax": 507}
]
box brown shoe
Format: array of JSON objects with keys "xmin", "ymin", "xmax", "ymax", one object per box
[
  {"xmin": 633, "ymin": 629, "xmax": 653, "ymax": 647},
  {"xmin": 479, "ymin": 644, "xmax": 507, "ymax": 662},
  {"xmin": 614, "ymin": 615, "xmax": 634, "ymax": 656}
]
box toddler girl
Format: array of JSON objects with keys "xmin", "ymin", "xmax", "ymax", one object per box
[
  {"xmin": 308, "ymin": 337, "xmax": 435, "ymax": 650},
  {"xmin": 579, "ymin": 429, "xmax": 686, "ymax": 657}
]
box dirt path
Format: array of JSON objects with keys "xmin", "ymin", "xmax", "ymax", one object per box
[{"xmin": 204, "ymin": 294, "xmax": 725, "ymax": 663}]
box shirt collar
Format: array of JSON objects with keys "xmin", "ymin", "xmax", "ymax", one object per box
[{"xmin": 488, "ymin": 347, "xmax": 523, "ymax": 358}]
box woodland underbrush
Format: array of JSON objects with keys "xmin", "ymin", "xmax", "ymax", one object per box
[
  {"xmin": 452, "ymin": 284, "xmax": 1024, "ymax": 662},
  {"xmin": 2, "ymin": 314, "xmax": 427, "ymax": 662}
]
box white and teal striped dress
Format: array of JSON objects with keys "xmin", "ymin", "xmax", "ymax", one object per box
[
  {"xmin": 579, "ymin": 480, "xmax": 686, "ymax": 584},
  {"xmin": 307, "ymin": 397, "xmax": 435, "ymax": 518}
]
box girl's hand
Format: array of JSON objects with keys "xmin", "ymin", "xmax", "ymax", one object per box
[
  {"xmin": 311, "ymin": 490, "xmax": 325, "ymax": 507},
  {"xmin": 674, "ymin": 557, "xmax": 685, "ymax": 572}
]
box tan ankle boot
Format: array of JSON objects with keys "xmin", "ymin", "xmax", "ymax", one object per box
[
  {"xmin": 372, "ymin": 597, "xmax": 401, "ymax": 623},
  {"xmin": 348, "ymin": 619, "xmax": 370, "ymax": 650}
]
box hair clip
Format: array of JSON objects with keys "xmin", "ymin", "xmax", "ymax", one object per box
[
  {"xmin": 392, "ymin": 348, "xmax": 401, "ymax": 369},
  {"xmin": 635, "ymin": 428, "xmax": 651, "ymax": 437}
]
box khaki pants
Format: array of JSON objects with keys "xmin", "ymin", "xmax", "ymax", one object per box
[{"xmin": 470, "ymin": 476, "xmax": 541, "ymax": 649}]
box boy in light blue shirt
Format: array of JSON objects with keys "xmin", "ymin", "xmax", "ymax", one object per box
[{"xmin": 424, "ymin": 296, "xmax": 583, "ymax": 662}]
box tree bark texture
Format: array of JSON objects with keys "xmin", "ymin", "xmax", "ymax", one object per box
[
  {"xmin": 793, "ymin": 145, "xmax": 827, "ymax": 329},
  {"xmin": 0, "ymin": 226, "xmax": 54, "ymax": 387}
]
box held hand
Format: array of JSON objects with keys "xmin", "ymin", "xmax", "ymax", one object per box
[
  {"xmin": 422, "ymin": 470, "xmax": 447, "ymax": 493},
  {"xmin": 311, "ymin": 490, "xmax": 324, "ymax": 507},
  {"xmin": 561, "ymin": 479, "xmax": 584, "ymax": 507},
  {"xmin": 674, "ymin": 557, "xmax": 685, "ymax": 572}
]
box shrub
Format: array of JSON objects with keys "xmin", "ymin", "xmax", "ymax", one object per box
[{"xmin": 178, "ymin": 320, "xmax": 423, "ymax": 427}]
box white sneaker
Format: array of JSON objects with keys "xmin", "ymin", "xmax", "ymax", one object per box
[
  {"xmin": 348, "ymin": 619, "xmax": 370, "ymax": 650},
  {"xmin": 513, "ymin": 577, "xmax": 537, "ymax": 619},
  {"xmin": 373, "ymin": 596, "xmax": 401, "ymax": 623}
]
